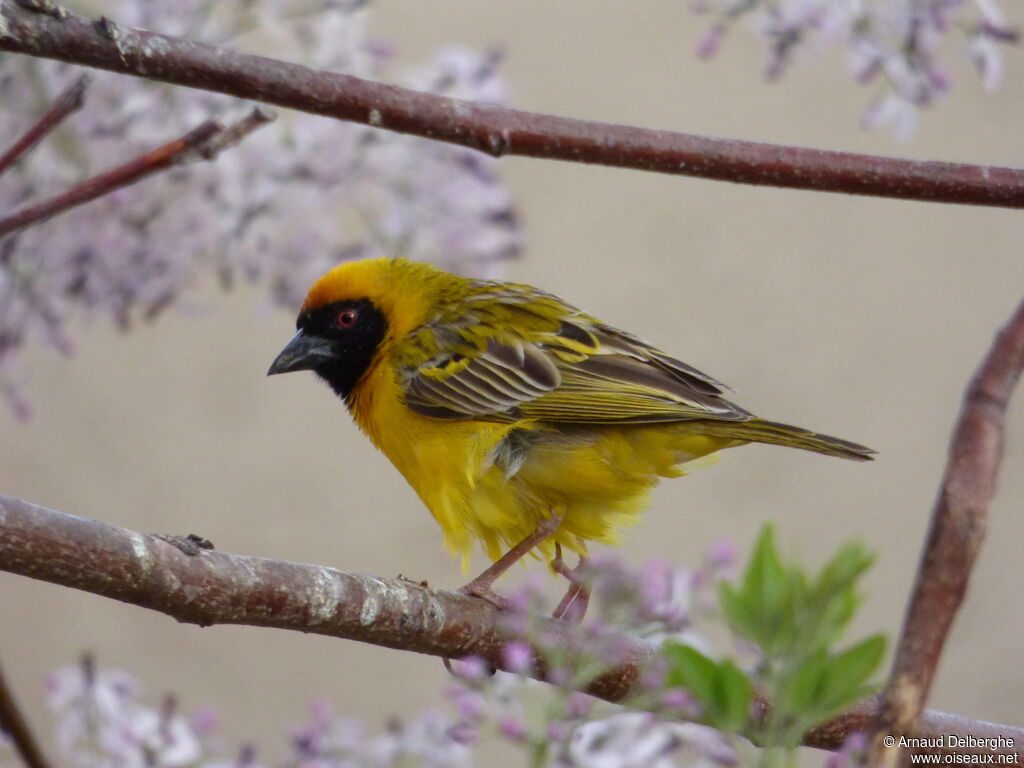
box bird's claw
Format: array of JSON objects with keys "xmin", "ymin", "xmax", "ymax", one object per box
[
  {"xmin": 456, "ymin": 582, "xmax": 511, "ymax": 611},
  {"xmin": 550, "ymin": 543, "xmax": 590, "ymax": 622}
]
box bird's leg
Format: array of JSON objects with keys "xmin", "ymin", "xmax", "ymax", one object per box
[
  {"xmin": 551, "ymin": 543, "xmax": 590, "ymax": 622},
  {"xmin": 458, "ymin": 511, "xmax": 564, "ymax": 609}
]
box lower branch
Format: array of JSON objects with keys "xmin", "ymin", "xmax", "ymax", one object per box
[{"xmin": 0, "ymin": 494, "xmax": 1019, "ymax": 758}]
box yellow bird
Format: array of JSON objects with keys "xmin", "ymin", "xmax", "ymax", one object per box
[{"xmin": 269, "ymin": 258, "xmax": 872, "ymax": 603}]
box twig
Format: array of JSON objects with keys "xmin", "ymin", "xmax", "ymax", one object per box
[
  {"xmin": 0, "ymin": 658, "xmax": 52, "ymax": 768},
  {"xmin": 0, "ymin": 73, "xmax": 87, "ymax": 177},
  {"xmin": 0, "ymin": 493, "xmax": 1020, "ymax": 759},
  {"xmin": 0, "ymin": 108, "xmax": 274, "ymax": 240},
  {"xmin": 1, "ymin": 3, "xmax": 1024, "ymax": 209},
  {"xmin": 868, "ymin": 299, "xmax": 1024, "ymax": 766}
]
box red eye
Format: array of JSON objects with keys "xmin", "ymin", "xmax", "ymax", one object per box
[{"xmin": 337, "ymin": 309, "xmax": 358, "ymax": 328}]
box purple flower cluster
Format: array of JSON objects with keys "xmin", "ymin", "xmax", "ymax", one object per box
[
  {"xmin": 286, "ymin": 698, "xmax": 472, "ymax": 768},
  {"xmin": 0, "ymin": 0, "xmax": 520, "ymax": 417},
  {"xmin": 46, "ymin": 656, "xmax": 219, "ymax": 768},
  {"xmin": 437, "ymin": 549, "xmax": 739, "ymax": 766},
  {"xmin": 691, "ymin": 0, "xmax": 1018, "ymax": 139}
]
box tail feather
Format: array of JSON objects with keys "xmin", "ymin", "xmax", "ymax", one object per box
[{"xmin": 693, "ymin": 418, "xmax": 875, "ymax": 461}]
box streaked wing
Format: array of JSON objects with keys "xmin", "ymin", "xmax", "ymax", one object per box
[
  {"xmin": 404, "ymin": 337, "xmax": 560, "ymax": 420},
  {"xmin": 521, "ymin": 324, "xmax": 750, "ymax": 423},
  {"xmin": 399, "ymin": 287, "xmax": 749, "ymax": 424}
]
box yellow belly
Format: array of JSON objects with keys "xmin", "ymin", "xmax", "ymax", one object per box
[{"xmin": 350, "ymin": 362, "xmax": 737, "ymax": 571}]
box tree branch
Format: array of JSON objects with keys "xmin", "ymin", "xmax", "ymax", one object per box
[
  {"xmin": 2, "ymin": 1, "xmax": 1024, "ymax": 209},
  {"xmin": 0, "ymin": 658, "xmax": 53, "ymax": 768},
  {"xmin": 0, "ymin": 107, "xmax": 274, "ymax": 240},
  {"xmin": 869, "ymin": 298, "xmax": 1024, "ymax": 766},
  {"xmin": 0, "ymin": 494, "xmax": 1020, "ymax": 759},
  {"xmin": 0, "ymin": 72, "xmax": 87, "ymax": 177}
]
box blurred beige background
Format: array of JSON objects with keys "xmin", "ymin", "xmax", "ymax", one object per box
[{"xmin": 3, "ymin": 0, "xmax": 1024, "ymax": 762}]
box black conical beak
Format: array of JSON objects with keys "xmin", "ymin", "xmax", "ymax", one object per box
[{"xmin": 267, "ymin": 330, "xmax": 335, "ymax": 375}]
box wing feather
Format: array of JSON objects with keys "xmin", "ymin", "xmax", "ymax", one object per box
[{"xmin": 397, "ymin": 286, "xmax": 748, "ymax": 424}]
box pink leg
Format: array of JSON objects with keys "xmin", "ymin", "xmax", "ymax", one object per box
[
  {"xmin": 458, "ymin": 512, "xmax": 564, "ymax": 609},
  {"xmin": 551, "ymin": 543, "xmax": 590, "ymax": 622}
]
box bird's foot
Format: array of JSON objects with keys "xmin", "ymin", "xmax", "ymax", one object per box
[
  {"xmin": 553, "ymin": 583, "xmax": 590, "ymax": 622},
  {"xmin": 456, "ymin": 581, "xmax": 511, "ymax": 611},
  {"xmin": 550, "ymin": 544, "xmax": 590, "ymax": 622},
  {"xmin": 456, "ymin": 510, "xmax": 566, "ymax": 609}
]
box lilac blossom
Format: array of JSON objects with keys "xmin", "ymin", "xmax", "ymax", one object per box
[
  {"xmin": 284, "ymin": 699, "xmax": 473, "ymax": 768},
  {"xmin": 689, "ymin": 0, "xmax": 1018, "ymax": 138},
  {"xmin": 0, "ymin": 0, "xmax": 520, "ymax": 417},
  {"xmin": 46, "ymin": 657, "xmax": 216, "ymax": 768},
  {"xmin": 568, "ymin": 714, "xmax": 736, "ymax": 768},
  {"xmin": 442, "ymin": 548, "xmax": 741, "ymax": 767},
  {"xmin": 825, "ymin": 731, "xmax": 869, "ymax": 768}
]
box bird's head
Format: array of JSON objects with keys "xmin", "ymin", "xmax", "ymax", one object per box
[{"xmin": 267, "ymin": 258, "xmax": 456, "ymax": 399}]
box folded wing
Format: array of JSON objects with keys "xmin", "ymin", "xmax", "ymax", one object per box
[{"xmin": 399, "ymin": 289, "xmax": 750, "ymax": 424}]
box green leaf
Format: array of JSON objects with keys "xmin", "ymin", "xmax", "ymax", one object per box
[
  {"xmin": 664, "ymin": 643, "xmax": 719, "ymax": 706},
  {"xmin": 815, "ymin": 542, "xmax": 874, "ymax": 599},
  {"xmin": 716, "ymin": 659, "xmax": 754, "ymax": 733},
  {"xmin": 786, "ymin": 649, "xmax": 829, "ymax": 713},
  {"xmin": 723, "ymin": 525, "xmax": 800, "ymax": 653},
  {"xmin": 820, "ymin": 634, "xmax": 887, "ymax": 711},
  {"xmin": 716, "ymin": 527, "xmax": 887, "ymax": 752},
  {"xmin": 664, "ymin": 643, "xmax": 752, "ymax": 734}
]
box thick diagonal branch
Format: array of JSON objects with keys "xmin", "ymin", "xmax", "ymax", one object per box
[
  {"xmin": 0, "ymin": 495, "xmax": 1020, "ymax": 758},
  {"xmin": 869, "ymin": 298, "xmax": 1024, "ymax": 766},
  {"xmin": 2, "ymin": 1, "xmax": 1024, "ymax": 208}
]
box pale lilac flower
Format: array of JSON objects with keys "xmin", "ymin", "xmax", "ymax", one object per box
[
  {"xmin": 660, "ymin": 688, "xmax": 699, "ymax": 715},
  {"xmin": 569, "ymin": 713, "xmax": 737, "ymax": 768},
  {"xmin": 697, "ymin": 24, "xmax": 726, "ymax": 59},
  {"xmin": 706, "ymin": 539, "xmax": 736, "ymax": 571},
  {"xmin": 641, "ymin": 558, "xmax": 697, "ymax": 627},
  {"xmin": 690, "ymin": 0, "xmax": 1016, "ymax": 138},
  {"xmin": 497, "ymin": 715, "xmax": 529, "ymax": 742},
  {"xmin": 0, "ymin": 1, "xmax": 520, "ymax": 417},
  {"xmin": 825, "ymin": 731, "xmax": 869, "ymax": 768},
  {"xmin": 501, "ymin": 641, "xmax": 535, "ymax": 674},
  {"xmin": 449, "ymin": 687, "xmax": 488, "ymax": 721},
  {"xmin": 968, "ymin": 33, "xmax": 1006, "ymax": 91},
  {"xmin": 449, "ymin": 655, "xmax": 491, "ymax": 681},
  {"xmin": 46, "ymin": 659, "xmax": 217, "ymax": 768},
  {"xmin": 129, "ymin": 701, "xmax": 203, "ymax": 767},
  {"xmin": 347, "ymin": 709, "xmax": 473, "ymax": 768},
  {"xmin": 565, "ymin": 692, "xmax": 594, "ymax": 720},
  {"xmin": 860, "ymin": 92, "xmax": 920, "ymax": 141},
  {"xmin": 192, "ymin": 706, "xmax": 220, "ymax": 736}
]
